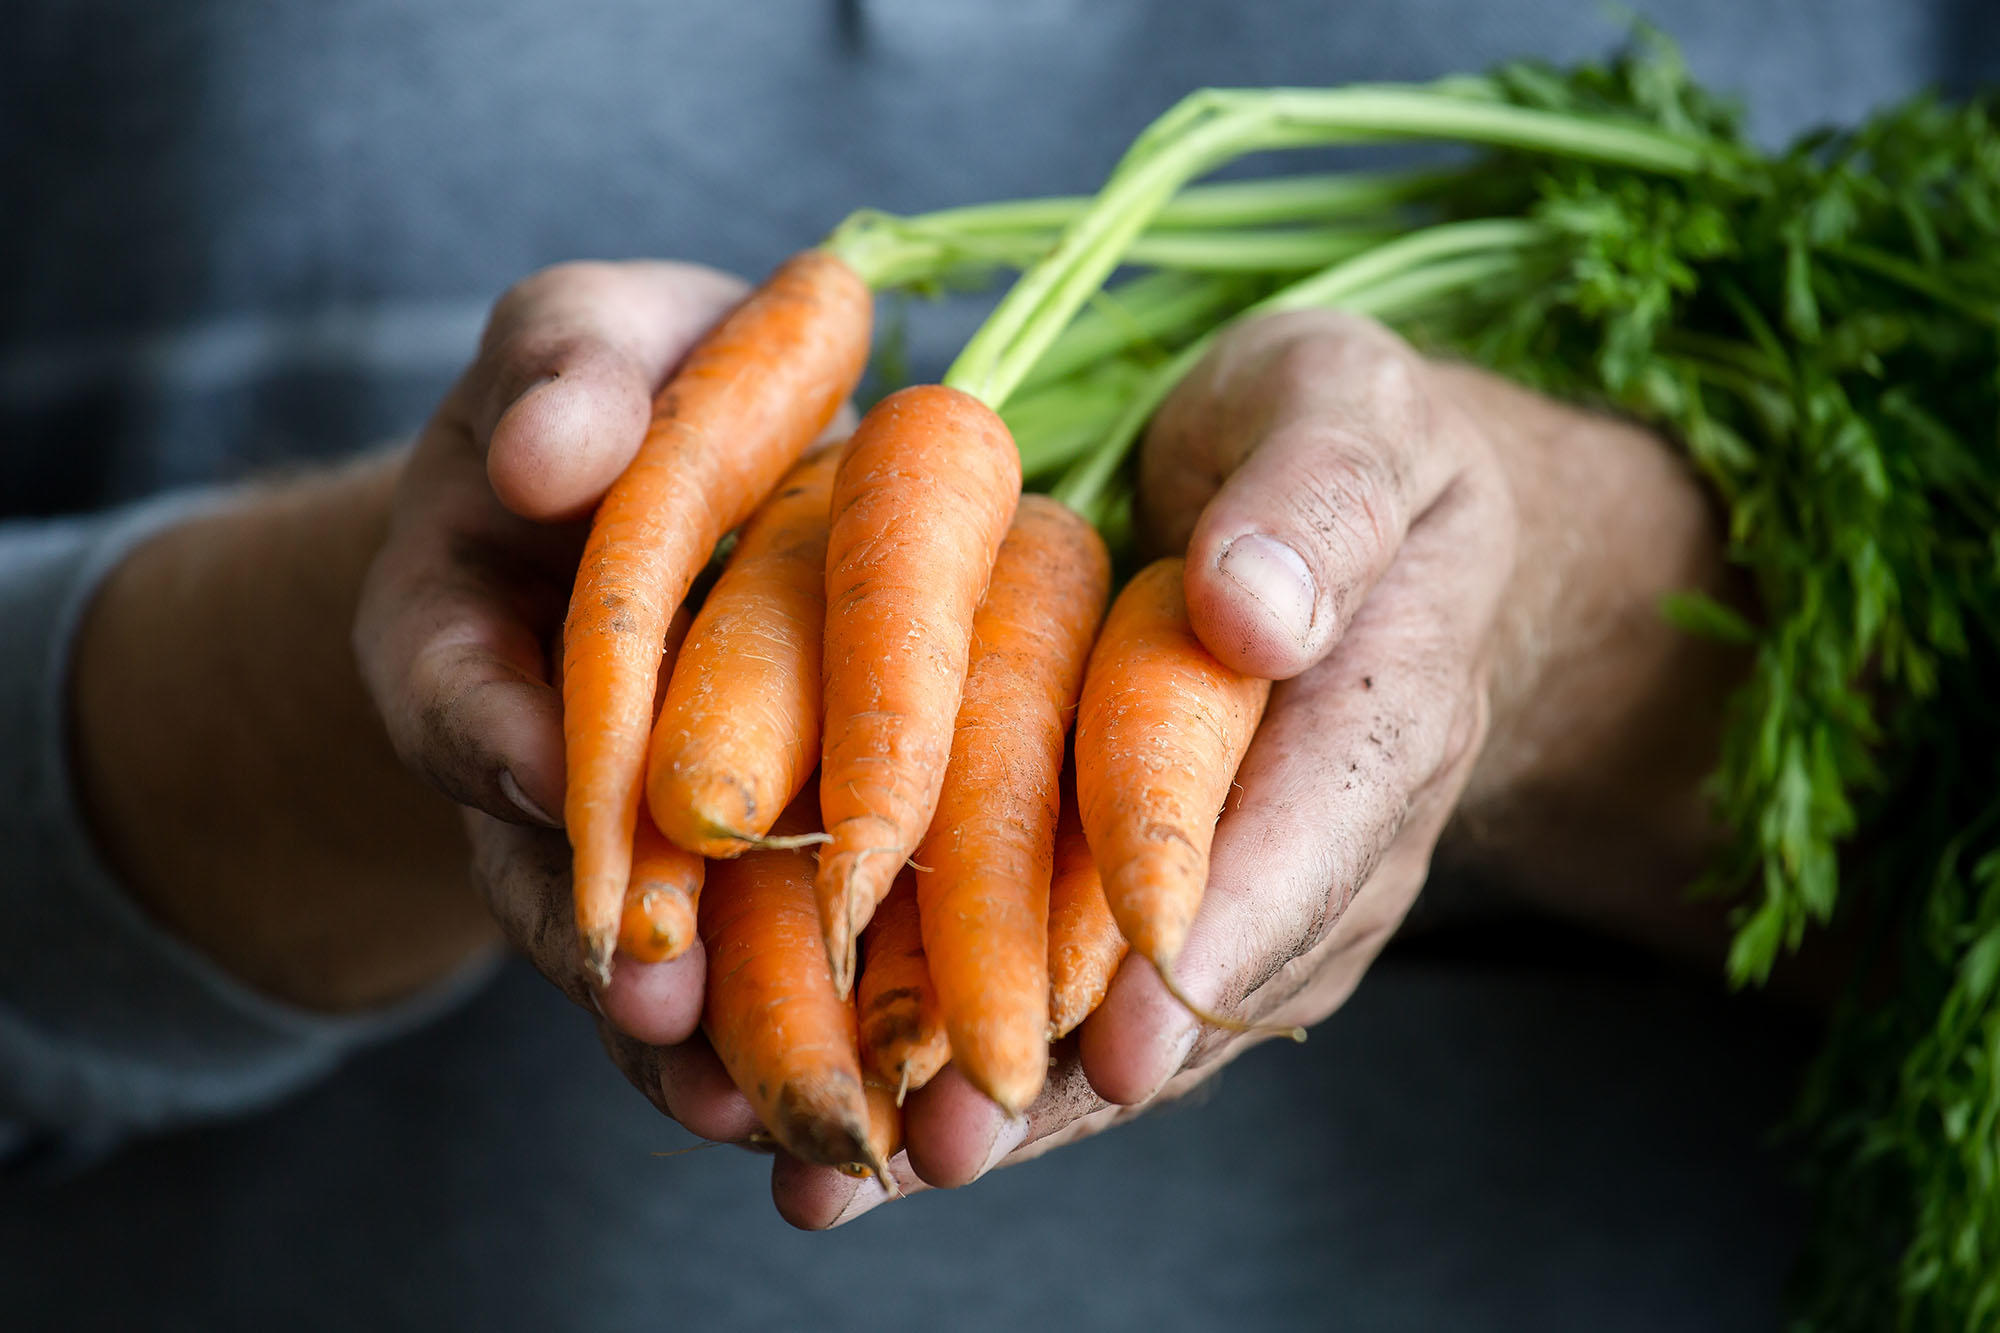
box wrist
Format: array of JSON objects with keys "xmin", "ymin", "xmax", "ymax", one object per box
[
  {"xmin": 1429, "ymin": 361, "xmax": 1750, "ymax": 952},
  {"xmin": 69, "ymin": 453, "xmax": 494, "ymax": 1012}
]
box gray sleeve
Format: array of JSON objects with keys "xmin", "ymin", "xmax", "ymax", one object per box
[{"xmin": 0, "ymin": 493, "xmax": 491, "ymax": 1165}]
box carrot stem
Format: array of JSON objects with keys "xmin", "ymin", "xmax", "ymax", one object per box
[
  {"xmin": 944, "ymin": 83, "xmax": 1717, "ymax": 410},
  {"xmin": 824, "ymin": 168, "xmax": 1452, "ymax": 292},
  {"xmin": 1049, "ymin": 222, "xmax": 1541, "ymax": 518}
]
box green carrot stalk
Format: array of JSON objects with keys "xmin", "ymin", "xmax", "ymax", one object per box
[{"xmin": 1051, "ymin": 220, "xmax": 1547, "ymax": 517}]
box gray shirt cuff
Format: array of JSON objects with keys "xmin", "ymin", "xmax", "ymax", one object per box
[{"xmin": 0, "ymin": 491, "xmax": 489, "ymax": 1163}]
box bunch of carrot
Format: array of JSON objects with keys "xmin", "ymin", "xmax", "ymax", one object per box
[
  {"xmin": 561, "ymin": 238, "xmax": 1272, "ymax": 1177},
  {"xmin": 556, "ymin": 72, "xmax": 1725, "ymax": 1176}
]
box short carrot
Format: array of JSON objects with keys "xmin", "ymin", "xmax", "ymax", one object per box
[
  {"xmin": 646, "ymin": 446, "xmax": 840, "ymax": 857},
  {"xmin": 912, "ymin": 496, "xmax": 1108, "ymax": 1113},
  {"xmin": 1046, "ymin": 778, "xmax": 1127, "ymax": 1040},
  {"xmin": 617, "ymin": 807, "xmax": 703, "ymax": 964},
  {"xmin": 855, "ymin": 871, "xmax": 950, "ymax": 1101},
  {"xmin": 815, "ymin": 383, "xmax": 1021, "ymax": 995},
  {"xmin": 846, "ymin": 1077, "xmax": 905, "ymax": 1184},
  {"xmin": 565, "ymin": 249, "xmax": 870, "ymax": 984},
  {"xmin": 698, "ymin": 791, "xmax": 886, "ymax": 1180},
  {"xmin": 1073, "ymin": 557, "xmax": 1271, "ymax": 1010},
  {"xmin": 617, "ymin": 608, "xmax": 701, "ymax": 962}
]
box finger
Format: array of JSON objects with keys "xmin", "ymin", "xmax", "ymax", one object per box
[
  {"xmin": 653, "ymin": 1039, "xmax": 762, "ymax": 1142},
  {"xmin": 355, "ymin": 416, "xmax": 578, "ymax": 821},
  {"xmin": 471, "ymin": 261, "xmax": 749, "ymax": 520},
  {"xmin": 598, "ymin": 946, "xmax": 706, "ymax": 1047},
  {"xmin": 901, "ymin": 1065, "xmax": 1027, "ymax": 1190},
  {"xmin": 593, "ymin": 1021, "xmax": 760, "ymax": 1142},
  {"xmin": 806, "ymin": 1052, "xmax": 1107, "ymax": 1215},
  {"xmin": 1140, "ymin": 309, "xmax": 1467, "ymax": 679},
  {"xmin": 1082, "ymin": 465, "xmax": 1512, "ymax": 1104},
  {"xmin": 771, "ymin": 1150, "xmax": 928, "ymax": 1231},
  {"xmin": 465, "ymin": 813, "xmax": 596, "ymax": 1006},
  {"xmin": 464, "ymin": 812, "xmax": 712, "ymax": 1041},
  {"xmin": 900, "ymin": 1042, "xmax": 1124, "ymax": 1188},
  {"xmin": 997, "ymin": 1049, "xmax": 1216, "ymax": 1170}
]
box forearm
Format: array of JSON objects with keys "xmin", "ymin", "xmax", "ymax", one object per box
[
  {"xmin": 1435, "ymin": 362, "xmax": 1749, "ymax": 957},
  {"xmin": 68, "ymin": 453, "xmax": 496, "ymax": 1013}
]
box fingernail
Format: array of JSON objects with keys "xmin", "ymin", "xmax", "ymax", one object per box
[
  {"xmin": 1141, "ymin": 1023, "xmax": 1201, "ymax": 1103},
  {"xmin": 1216, "ymin": 534, "xmax": 1316, "ymax": 646},
  {"xmin": 974, "ymin": 1115, "xmax": 1030, "ymax": 1182},
  {"xmin": 500, "ymin": 769, "xmax": 560, "ymax": 828}
]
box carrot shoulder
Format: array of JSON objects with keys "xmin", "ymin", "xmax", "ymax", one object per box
[
  {"xmin": 699, "ymin": 793, "xmax": 885, "ymax": 1179},
  {"xmin": 1073, "ymin": 557, "xmax": 1271, "ymax": 981},
  {"xmin": 913, "ymin": 496, "xmax": 1108, "ymax": 1113},
  {"xmin": 816, "ymin": 383, "xmax": 1021, "ymax": 995},
  {"xmin": 646, "ymin": 446, "xmax": 840, "ymax": 857},
  {"xmin": 565, "ymin": 249, "xmax": 870, "ymax": 984}
]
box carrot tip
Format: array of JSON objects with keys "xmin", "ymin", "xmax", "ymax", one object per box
[
  {"xmin": 894, "ymin": 1065, "xmax": 910, "ymax": 1109},
  {"xmin": 1155, "ymin": 959, "xmax": 1308, "ymax": 1042},
  {"xmin": 583, "ymin": 933, "xmax": 615, "ymax": 990},
  {"xmin": 835, "ymin": 1149, "xmax": 896, "ymax": 1190}
]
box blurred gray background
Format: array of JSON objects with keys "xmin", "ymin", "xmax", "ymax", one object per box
[{"xmin": 4, "ymin": 1, "xmax": 1988, "ymax": 1327}]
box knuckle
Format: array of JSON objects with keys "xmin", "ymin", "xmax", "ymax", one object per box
[
  {"xmin": 1271, "ymin": 434, "xmax": 1403, "ymax": 586},
  {"xmin": 505, "ymin": 259, "xmax": 616, "ymax": 310},
  {"xmin": 402, "ymin": 643, "xmax": 504, "ymax": 803},
  {"xmin": 482, "ymin": 262, "xmax": 620, "ymax": 364},
  {"xmin": 1263, "ymin": 309, "xmax": 1420, "ymax": 399}
]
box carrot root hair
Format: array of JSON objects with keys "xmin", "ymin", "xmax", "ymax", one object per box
[
  {"xmin": 1154, "ymin": 959, "xmax": 1307, "ymax": 1043},
  {"xmin": 584, "ymin": 939, "xmax": 615, "ymax": 990},
  {"xmin": 736, "ymin": 830, "xmax": 834, "ymax": 851}
]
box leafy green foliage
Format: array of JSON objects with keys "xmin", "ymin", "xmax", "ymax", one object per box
[{"xmin": 1400, "ymin": 38, "xmax": 2000, "ymax": 1329}]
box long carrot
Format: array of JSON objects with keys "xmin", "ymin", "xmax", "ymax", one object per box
[
  {"xmin": 1073, "ymin": 557, "xmax": 1273, "ymax": 1020},
  {"xmin": 565, "ymin": 249, "xmax": 870, "ymax": 984},
  {"xmin": 913, "ymin": 496, "xmax": 1107, "ymax": 1113},
  {"xmin": 855, "ymin": 871, "xmax": 950, "ymax": 1102},
  {"xmin": 816, "ymin": 383, "xmax": 1021, "ymax": 995},
  {"xmin": 618, "ymin": 807, "xmax": 703, "ymax": 964},
  {"xmin": 646, "ymin": 446, "xmax": 840, "ymax": 857},
  {"xmin": 699, "ymin": 791, "xmax": 886, "ymax": 1179},
  {"xmin": 1046, "ymin": 777, "xmax": 1127, "ymax": 1040}
]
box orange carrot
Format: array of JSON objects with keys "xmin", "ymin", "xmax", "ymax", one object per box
[
  {"xmin": 566, "ymin": 249, "xmax": 870, "ymax": 984},
  {"xmin": 646, "ymin": 446, "xmax": 840, "ymax": 857},
  {"xmin": 1046, "ymin": 777, "xmax": 1127, "ymax": 1040},
  {"xmin": 1074, "ymin": 557, "xmax": 1271, "ymax": 1012},
  {"xmin": 855, "ymin": 871, "xmax": 950, "ymax": 1101},
  {"xmin": 843, "ymin": 1077, "xmax": 904, "ymax": 1183},
  {"xmin": 699, "ymin": 791, "xmax": 886, "ymax": 1179},
  {"xmin": 913, "ymin": 496, "xmax": 1107, "ymax": 1113},
  {"xmin": 816, "ymin": 383, "xmax": 1021, "ymax": 994},
  {"xmin": 618, "ymin": 807, "xmax": 703, "ymax": 963},
  {"xmin": 618, "ymin": 608, "xmax": 701, "ymax": 962}
]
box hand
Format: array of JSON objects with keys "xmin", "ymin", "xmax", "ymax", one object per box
[
  {"xmin": 353, "ymin": 261, "xmax": 766, "ymax": 1071},
  {"xmin": 774, "ymin": 308, "xmax": 1745, "ymax": 1226},
  {"xmin": 355, "ymin": 260, "xmax": 748, "ymax": 829}
]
